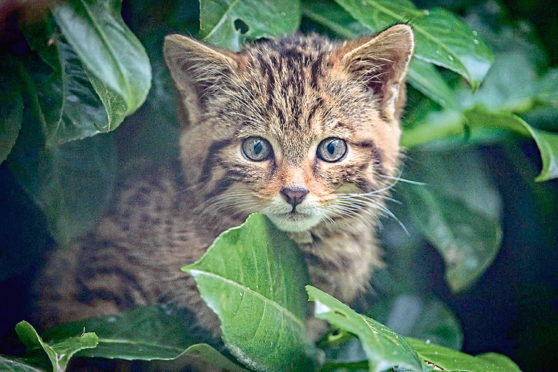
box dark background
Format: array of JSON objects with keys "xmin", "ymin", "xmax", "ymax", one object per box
[{"xmin": 1, "ymin": 0, "xmax": 557, "ymax": 371}]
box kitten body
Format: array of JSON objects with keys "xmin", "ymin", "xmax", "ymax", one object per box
[{"xmin": 35, "ymin": 27, "xmax": 414, "ymax": 336}]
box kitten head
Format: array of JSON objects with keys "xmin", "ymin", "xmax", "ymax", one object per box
[{"xmin": 164, "ymin": 25, "xmax": 414, "ymax": 232}]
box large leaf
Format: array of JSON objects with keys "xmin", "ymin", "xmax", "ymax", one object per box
[
  {"xmin": 307, "ymin": 286, "xmax": 423, "ymax": 372},
  {"xmin": 21, "ymin": 16, "xmax": 130, "ymax": 145},
  {"xmin": 401, "ymin": 51, "xmax": 558, "ymax": 181},
  {"xmin": 334, "ymin": 0, "xmax": 493, "ymax": 90},
  {"xmin": 407, "ymin": 338, "xmax": 521, "ymax": 372},
  {"xmin": 368, "ymin": 294, "xmax": 463, "ymax": 350},
  {"xmin": 464, "ymin": 109, "xmax": 558, "ymax": 182},
  {"xmin": 400, "ymin": 150, "xmax": 503, "ymax": 292},
  {"xmin": 42, "ymin": 306, "xmax": 198, "ymax": 361},
  {"xmin": 51, "ymin": 0, "xmax": 151, "ymax": 113},
  {"xmin": 0, "ymin": 57, "xmax": 23, "ymax": 164},
  {"xmin": 301, "ymin": 0, "xmax": 455, "ymax": 108},
  {"xmin": 183, "ymin": 213, "xmax": 321, "ymax": 371},
  {"xmin": 537, "ymin": 68, "xmax": 558, "ymax": 108},
  {"xmin": 200, "ymin": 0, "xmax": 301, "ymax": 51},
  {"xmin": 41, "ymin": 306, "xmax": 247, "ymax": 370},
  {"xmin": 15, "ymin": 321, "xmax": 98, "ymax": 372},
  {"xmin": 8, "ymin": 67, "xmax": 117, "ymax": 244},
  {"xmin": 402, "ymin": 184, "xmax": 502, "ymax": 292},
  {"xmin": 0, "ymin": 356, "xmax": 44, "ymax": 372}
]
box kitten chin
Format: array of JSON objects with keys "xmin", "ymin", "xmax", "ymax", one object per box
[{"xmin": 265, "ymin": 211, "xmax": 324, "ymax": 232}]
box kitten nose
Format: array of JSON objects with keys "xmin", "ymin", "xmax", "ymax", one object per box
[{"xmin": 280, "ymin": 187, "xmax": 309, "ymax": 207}]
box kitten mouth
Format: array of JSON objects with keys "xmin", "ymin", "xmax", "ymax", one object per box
[
  {"xmin": 279, "ymin": 211, "xmax": 310, "ymax": 220},
  {"xmin": 266, "ymin": 210, "xmax": 323, "ymax": 232}
]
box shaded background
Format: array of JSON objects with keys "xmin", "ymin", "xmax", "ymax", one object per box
[{"xmin": 1, "ymin": 0, "xmax": 557, "ymax": 370}]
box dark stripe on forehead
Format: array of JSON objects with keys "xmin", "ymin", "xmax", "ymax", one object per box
[
  {"xmin": 199, "ymin": 139, "xmax": 232, "ymax": 183},
  {"xmin": 307, "ymin": 96, "xmax": 323, "ymax": 126},
  {"xmin": 310, "ymin": 53, "xmax": 324, "ymax": 89},
  {"xmin": 257, "ymin": 55, "xmax": 275, "ymax": 108}
]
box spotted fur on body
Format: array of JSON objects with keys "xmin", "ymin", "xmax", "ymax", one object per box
[{"xmin": 36, "ymin": 26, "xmax": 414, "ymax": 338}]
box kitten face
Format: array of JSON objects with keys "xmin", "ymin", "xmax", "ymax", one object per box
[{"xmin": 164, "ymin": 26, "xmax": 414, "ymax": 232}]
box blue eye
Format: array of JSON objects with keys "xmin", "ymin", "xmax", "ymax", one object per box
[
  {"xmin": 242, "ymin": 137, "xmax": 272, "ymax": 161},
  {"xmin": 317, "ymin": 138, "xmax": 347, "ymax": 162}
]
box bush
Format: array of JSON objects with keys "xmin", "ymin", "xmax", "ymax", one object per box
[{"xmin": 1, "ymin": 0, "xmax": 557, "ymax": 370}]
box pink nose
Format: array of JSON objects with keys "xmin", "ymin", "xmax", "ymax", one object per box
[{"xmin": 280, "ymin": 187, "xmax": 309, "ymax": 207}]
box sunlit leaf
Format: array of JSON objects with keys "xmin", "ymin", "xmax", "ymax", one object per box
[
  {"xmin": 200, "ymin": 0, "xmax": 301, "ymax": 51},
  {"xmin": 465, "ymin": 109, "xmax": 558, "ymax": 181},
  {"xmin": 407, "ymin": 338, "xmax": 521, "ymax": 372},
  {"xmin": 51, "ymin": 0, "xmax": 151, "ymax": 113},
  {"xmin": 15, "ymin": 321, "xmax": 98, "ymax": 372},
  {"xmin": 22, "ymin": 17, "xmax": 129, "ymax": 145},
  {"xmin": 334, "ymin": 0, "xmax": 493, "ymax": 90},
  {"xmin": 301, "ymin": 0, "xmax": 455, "ymax": 107},
  {"xmin": 307, "ymin": 285, "xmax": 423, "ymax": 372},
  {"xmin": 183, "ymin": 213, "xmax": 321, "ymax": 371}
]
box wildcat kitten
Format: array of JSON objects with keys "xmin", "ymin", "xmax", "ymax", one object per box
[{"xmin": 35, "ymin": 25, "xmax": 414, "ymax": 337}]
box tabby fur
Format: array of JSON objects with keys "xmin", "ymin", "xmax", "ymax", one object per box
[{"xmin": 35, "ymin": 25, "xmax": 414, "ymax": 338}]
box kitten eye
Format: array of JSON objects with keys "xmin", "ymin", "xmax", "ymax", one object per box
[
  {"xmin": 317, "ymin": 138, "xmax": 347, "ymax": 162},
  {"xmin": 242, "ymin": 137, "xmax": 272, "ymax": 161}
]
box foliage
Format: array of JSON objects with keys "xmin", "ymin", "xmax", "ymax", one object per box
[
  {"xmin": 1, "ymin": 0, "xmax": 557, "ymax": 370},
  {"xmin": 1, "ymin": 215, "xmax": 521, "ymax": 371}
]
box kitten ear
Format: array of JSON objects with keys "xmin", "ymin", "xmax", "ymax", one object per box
[
  {"xmin": 164, "ymin": 34, "xmax": 242, "ymax": 125},
  {"xmin": 336, "ymin": 24, "xmax": 414, "ymax": 121}
]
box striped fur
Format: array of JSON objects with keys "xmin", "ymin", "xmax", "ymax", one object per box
[{"xmin": 36, "ymin": 26, "xmax": 414, "ymax": 339}]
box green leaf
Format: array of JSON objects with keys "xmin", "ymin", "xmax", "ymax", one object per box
[
  {"xmin": 21, "ymin": 17, "xmax": 129, "ymax": 145},
  {"xmin": 41, "ymin": 307, "xmax": 247, "ymax": 370},
  {"xmin": 476, "ymin": 353, "xmax": 522, "ymax": 372},
  {"xmin": 537, "ymin": 68, "xmax": 558, "ymax": 108},
  {"xmin": 401, "ymin": 52, "xmax": 558, "ymax": 181},
  {"xmin": 307, "ymin": 285, "xmax": 423, "ymax": 372},
  {"xmin": 8, "ymin": 66, "xmax": 117, "ymax": 244},
  {"xmin": 402, "ymin": 184, "xmax": 502, "ymax": 292},
  {"xmin": 395, "ymin": 149, "xmax": 503, "ymax": 292},
  {"xmin": 0, "ymin": 355, "xmax": 45, "ymax": 372},
  {"xmin": 171, "ymin": 344, "xmax": 249, "ymax": 371},
  {"xmin": 407, "ymin": 58, "xmax": 456, "ymax": 108},
  {"xmin": 407, "ymin": 338, "xmax": 521, "ymax": 372},
  {"xmin": 301, "ymin": 0, "xmax": 455, "ymax": 108},
  {"xmin": 464, "ymin": 109, "xmax": 558, "ymax": 182},
  {"xmin": 368, "ymin": 294, "xmax": 463, "ymax": 350},
  {"xmin": 51, "ymin": 0, "xmax": 151, "ymax": 113},
  {"xmin": 183, "ymin": 213, "xmax": 321, "ymax": 371},
  {"xmin": 0, "ymin": 57, "xmax": 23, "ymax": 164},
  {"xmin": 200, "ymin": 0, "xmax": 301, "ymax": 51},
  {"xmin": 42, "ymin": 306, "xmax": 198, "ymax": 361},
  {"xmin": 334, "ymin": 0, "xmax": 493, "ymax": 90},
  {"xmin": 15, "ymin": 321, "xmax": 98, "ymax": 372}
]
